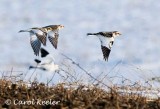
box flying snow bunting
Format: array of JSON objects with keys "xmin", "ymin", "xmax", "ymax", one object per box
[
  {"xmin": 29, "ymin": 48, "xmax": 59, "ymax": 72},
  {"xmin": 19, "ymin": 27, "xmax": 47, "ymax": 56},
  {"xmin": 42, "ymin": 25, "xmax": 64, "ymax": 49},
  {"xmin": 19, "ymin": 25, "xmax": 64, "ymax": 56},
  {"xmin": 87, "ymin": 31, "xmax": 121, "ymax": 61}
]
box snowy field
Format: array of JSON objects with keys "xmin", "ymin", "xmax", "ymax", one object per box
[{"xmin": 0, "ymin": 0, "xmax": 160, "ymax": 85}]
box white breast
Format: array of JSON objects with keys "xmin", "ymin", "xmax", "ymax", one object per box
[{"xmin": 98, "ymin": 35, "xmax": 114, "ymax": 49}]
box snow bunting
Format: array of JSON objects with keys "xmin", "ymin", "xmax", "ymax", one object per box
[
  {"xmin": 19, "ymin": 27, "xmax": 47, "ymax": 56},
  {"xmin": 29, "ymin": 48, "xmax": 59, "ymax": 72},
  {"xmin": 87, "ymin": 31, "xmax": 121, "ymax": 61},
  {"xmin": 42, "ymin": 25, "xmax": 64, "ymax": 49}
]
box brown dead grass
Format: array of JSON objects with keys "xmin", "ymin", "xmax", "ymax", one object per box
[{"xmin": 0, "ymin": 79, "xmax": 160, "ymax": 109}]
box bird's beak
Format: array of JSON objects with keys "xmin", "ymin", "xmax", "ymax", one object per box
[
  {"xmin": 60, "ymin": 25, "xmax": 64, "ymax": 28},
  {"xmin": 119, "ymin": 33, "xmax": 122, "ymax": 35}
]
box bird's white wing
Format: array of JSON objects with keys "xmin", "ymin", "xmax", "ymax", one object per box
[
  {"xmin": 30, "ymin": 48, "xmax": 59, "ymax": 72},
  {"xmin": 40, "ymin": 56, "xmax": 53, "ymax": 65},
  {"xmin": 47, "ymin": 31, "xmax": 59, "ymax": 49},
  {"xmin": 40, "ymin": 55, "xmax": 59, "ymax": 72},
  {"xmin": 98, "ymin": 36, "xmax": 115, "ymax": 61},
  {"xmin": 32, "ymin": 29, "xmax": 47, "ymax": 46},
  {"xmin": 39, "ymin": 48, "xmax": 55, "ymax": 65},
  {"xmin": 30, "ymin": 33, "xmax": 41, "ymax": 56}
]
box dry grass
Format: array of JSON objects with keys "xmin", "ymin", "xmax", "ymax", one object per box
[
  {"xmin": 0, "ymin": 79, "xmax": 160, "ymax": 109},
  {"xmin": 1, "ymin": 56, "xmax": 160, "ymax": 109}
]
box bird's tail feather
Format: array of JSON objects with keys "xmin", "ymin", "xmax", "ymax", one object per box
[
  {"xmin": 19, "ymin": 29, "xmax": 30, "ymax": 33},
  {"xmin": 29, "ymin": 66, "xmax": 36, "ymax": 69},
  {"xmin": 87, "ymin": 33, "xmax": 97, "ymax": 36},
  {"xmin": 29, "ymin": 65, "xmax": 46, "ymax": 71}
]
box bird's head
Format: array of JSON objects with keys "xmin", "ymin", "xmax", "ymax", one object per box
[
  {"xmin": 58, "ymin": 25, "xmax": 64, "ymax": 29},
  {"xmin": 113, "ymin": 31, "xmax": 122, "ymax": 37}
]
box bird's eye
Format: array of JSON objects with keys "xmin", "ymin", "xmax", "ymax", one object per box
[{"xmin": 116, "ymin": 32, "xmax": 119, "ymax": 35}]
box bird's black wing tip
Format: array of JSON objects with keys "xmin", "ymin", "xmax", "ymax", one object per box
[
  {"xmin": 101, "ymin": 45, "xmax": 111, "ymax": 62},
  {"xmin": 34, "ymin": 59, "xmax": 41, "ymax": 64},
  {"xmin": 34, "ymin": 53, "xmax": 39, "ymax": 56},
  {"xmin": 54, "ymin": 46, "xmax": 57, "ymax": 49},
  {"xmin": 104, "ymin": 57, "xmax": 109, "ymax": 61},
  {"xmin": 40, "ymin": 48, "xmax": 49, "ymax": 58}
]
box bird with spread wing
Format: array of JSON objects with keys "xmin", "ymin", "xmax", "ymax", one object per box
[
  {"xmin": 29, "ymin": 48, "xmax": 59, "ymax": 72},
  {"xmin": 19, "ymin": 25, "xmax": 64, "ymax": 56},
  {"xmin": 87, "ymin": 31, "xmax": 121, "ymax": 61},
  {"xmin": 42, "ymin": 25, "xmax": 64, "ymax": 49},
  {"xmin": 19, "ymin": 27, "xmax": 47, "ymax": 56}
]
